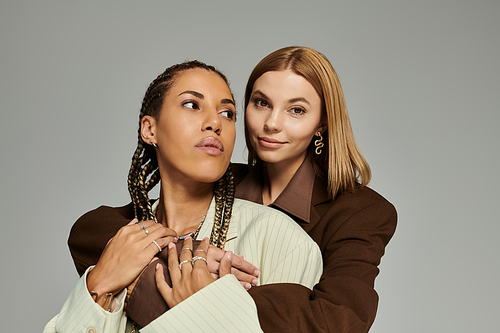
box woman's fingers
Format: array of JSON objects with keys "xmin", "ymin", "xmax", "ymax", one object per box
[
  {"xmin": 206, "ymin": 245, "xmax": 224, "ymax": 275},
  {"xmin": 127, "ymin": 218, "xmax": 139, "ymax": 226},
  {"xmin": 179, "ymin": 235, "xmax": 194, "ymax": 276},
  {"xmin": 205, "ymin": 245, "xmax": 259, "ymax": 287},
  {"xmin": 88, "ymin": 221, "xmax": 176, "ymax": 298},
  {"xmin": 166, "ymin": 242, "xmax": 183, "ymax": 283},
  {"xmin": 229, "ymin": 254, "xmax": 260, "ymax": 279},
  {"xmin": 133, "ymin": 222, "xmax": 178, "ymax": 256},
  {"xmin": 192, "ymin": 238, "xmax": 209, "ymax": 270},
  {"xmin": 155, "ymin": 262, "xmax": 174, "ymax": 305},
  {"xmin": 219, "ymin": 250, "xmax": 232, "ymax": 278},
  {"xmin": 228, "ymin": 253, "xmax": 259, "ymax": 288}
]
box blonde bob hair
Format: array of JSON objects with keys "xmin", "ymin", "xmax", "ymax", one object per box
[{"xmin": 244, "ymin": 46, "xmax": 371, "ymax": 198}]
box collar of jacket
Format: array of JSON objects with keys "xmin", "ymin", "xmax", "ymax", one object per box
[{"xmin": 235, "ymin": 154, "xmax": 330, "ymax": 225}]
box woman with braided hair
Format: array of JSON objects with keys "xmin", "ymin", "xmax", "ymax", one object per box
[
  {"xmin": 64, "ymin": 46, "xmax": 397, "ymax": 333},
  {"xmin": 43, "ymin": 60, "xmax": 322, "ymax": 333}
]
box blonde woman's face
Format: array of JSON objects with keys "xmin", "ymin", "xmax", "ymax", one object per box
[
  {"xmin": 146, "ymin": 68, "xmax": 236, "ymax": 184},
  {"xmin": 246, "ymin": 70, "xmax": 324, "ymax": 169}
]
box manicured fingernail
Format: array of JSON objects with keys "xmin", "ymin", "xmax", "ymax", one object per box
[
  {"xmin": 252, "ymin": 279, "xmax": 258, "ymax": 286},
  {"xmin": 227, "ymin": 251, "xmax": 233, "ymax": 261},
  {"xmin": 156, "ymin": 263, "xmax": 160, "ymax": 270},
  {"xmin": 245, "ymin": 283, "xmax": 251, "ymax": 290},
  {"xmin": 132, "ymin": 218, "xmax": 138, "ymax": 223},
  {"xmin": 203, "ymin": 237, "xmax": 208, "ymax": 241},
  {"xmin": 168, "ymin": 242, "xmax": 175, "ymax": 249},
  {"xmin": 174, "ymin": 236, "xmax": 179, "ymax": 241},
  {"xmin": 254, "ymin": 270, "xmax": 260, "ymax": 276}
]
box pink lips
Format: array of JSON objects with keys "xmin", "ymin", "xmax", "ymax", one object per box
[
  {"xmin": 196, "ymin": 137, "xmax": 224, "ymax": 155},
  {"xmin": 258, "ymin": 137, "xmax": 286, "ymax": 149}
]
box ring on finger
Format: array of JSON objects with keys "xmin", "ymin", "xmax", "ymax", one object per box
[
  {"xmin": 194, "ymin": 249, "xmax": 206, "ymax": 254},
  {"xmin": 180, "ymin": 247, "xmax": 192, "ymax": 253},
  {"xmin": 137, "ymin": 222, "xmax": 149, "ymax": 235},
  {"xmin": 152, "ymin": 240, "xmax": 161, "ymax": 252},
  {"xmin": 179, "ymin": 260, "xmax": 192, "ymax": 270},
  {"xmin": 192, "ymin": 256, "xmax": 208, "ymax": 266}
]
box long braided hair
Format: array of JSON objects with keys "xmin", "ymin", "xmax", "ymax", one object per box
[{"xmin": 127, "ymin": 60, "xmax": 235, "ymax": 249}]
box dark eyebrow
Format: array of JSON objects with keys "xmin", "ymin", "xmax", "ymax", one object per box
[
  {"xmin": 253, "ymin": 90, "xmax": 310, "ymax": 106},
  {"xmin": 288, "ymin": 97, "xmax": 310, "ymax": 105},
  {"xmin": 252, "ymin": 90, "xmax": 269, "ymax": 100},
  {"xmin": 179, "ymin": 90, "xmax": 234, "ymax": 106},
  {"xmin": 179, "ymin": 90, "xmax": 204, "ymax": 99},
  {"xmin": 221, "ymin": 98, "xmax": 235, "ymax": 106}
]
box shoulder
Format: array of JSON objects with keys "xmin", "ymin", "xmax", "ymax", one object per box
[
  {"xmin": 68, "ymin": 203, "xmax": 135, "ymax": 275},
  {"xmin": 316, "ymin": 184, "xmax": 396, "ymax": 219},
  {"xmin": 316, "ymin": 186, "xmax": 397, "ymax": 242},
  {"xmin": 339, "ymin": 186, "xmax": 395, "ymax": 211},
  {"xmin": 71, "ymin": 203, "xmax": 135, "ymax": 234}
]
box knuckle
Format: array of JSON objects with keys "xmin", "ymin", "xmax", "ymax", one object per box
[
  {"xmin": 168, "ymin": 260, "xmax": 177, "ymax": 270},
  {"xmin": 192, "ymin": 269, "xmax": 205, "ymax": 279}
]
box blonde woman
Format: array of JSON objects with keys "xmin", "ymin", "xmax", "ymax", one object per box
[{"xmin": 65, "ymin": 47, "xmax": 397, "ymax": 332}]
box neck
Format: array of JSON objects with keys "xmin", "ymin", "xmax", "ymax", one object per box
[
  {"xmin": 156, "ymin": 179, "xmax": 214, "ymax": 236},
  {"xmin": 261, "ymin": 153, "xmax": 306, "ymax": 206}
]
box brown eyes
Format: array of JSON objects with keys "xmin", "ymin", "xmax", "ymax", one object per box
[
  {"xmin": 183, "ymin": 100, "xmax": 235, "ymax": 120},
  {"xmin": 183, "ymin": 100, "xmax": 199, "ymax": 109},
  {"xmin": 220, "ymin": 110, "xmax": 236, "ymax": 120},
  {"xmin": 254, "ymin": 98, "xmax": 305, "ymax": 116},
  {"xmin": 290, "ymin": 107, "xmax": 305, "ymax": 115},
  {"xmin": 254, "ymin": 98, "xmax": 269, "ymax": 108}
]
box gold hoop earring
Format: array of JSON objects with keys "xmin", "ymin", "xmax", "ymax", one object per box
[{"xmin": 314, "ymin": 132, "xmax": 324, "ymax": 155}]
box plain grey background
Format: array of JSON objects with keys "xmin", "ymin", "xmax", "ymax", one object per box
[{"xmin": 1, "ymin": 1, "xmax": 498, "ymax": 332}]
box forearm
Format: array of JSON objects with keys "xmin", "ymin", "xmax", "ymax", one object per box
[
  {"xmin": 43, "ymin": 267, "xmax": 128, "ymax": 333},
  {"xmin": 249, "ymin": 278, "xmax": 378, "ymax": 333}
]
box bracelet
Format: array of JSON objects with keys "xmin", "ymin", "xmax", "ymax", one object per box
[{"xmin": 90, "ymin": 291, "xmax": 114, "ymax": 312}]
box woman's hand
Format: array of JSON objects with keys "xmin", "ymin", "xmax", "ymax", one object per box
[
  {"xmin": 156, "ymin": 236, "xmax": 230, "ymax": 308},
  {"xmin": 87, "ymin": 219, "xmax": 177, "ymax": 306},
  {"xmin": 207, "ymin": 245, "xmax": 260, "ymax": 290}
]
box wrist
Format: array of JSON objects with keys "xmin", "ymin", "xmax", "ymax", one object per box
[{"xmin": 86, "ymin": 267, "xmax": 116, "ymax": 302}]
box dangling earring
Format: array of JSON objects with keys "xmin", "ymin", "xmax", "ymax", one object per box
[
  {"xmin": 150, "ymin": 140, "xmax": 158, "ymax": 149},
  {"xmin": 314, "ymin": 132, "xmax": 324, "ymax": 155}
]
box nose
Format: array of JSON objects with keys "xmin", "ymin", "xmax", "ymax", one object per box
[
  {"xmin": 263, "ymin": 109, "xmax": 282, "ymax": 133},
  {"xmin": 203, "ymin": 108, "xmax": 222, "ymax": 135}
]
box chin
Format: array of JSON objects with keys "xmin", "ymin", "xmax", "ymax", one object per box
[
  {"xmin": 195, "ymin": 162, "xmax": 229, "ymax": 182},
  {"xmin": 256, "ymin": 151, "xmax": 283, "ymax": 164}
]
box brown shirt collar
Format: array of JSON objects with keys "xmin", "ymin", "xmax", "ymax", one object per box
[{"xmin": 236, "ymin": 155, "xmax": 328, "ymax": 224}]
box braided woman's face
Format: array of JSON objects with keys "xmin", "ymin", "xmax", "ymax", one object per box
[{"xmin": 142, "ymin": 68, "xmax": 236, "ymax": 185}]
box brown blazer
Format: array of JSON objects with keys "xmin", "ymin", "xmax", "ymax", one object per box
[
  {"xmin": 234, "ymin": 156, "xmax": 397, "ymax": 333},
  {"xmin": 68, "ymin": 156, "xmax": 396, "ymax": 333}
]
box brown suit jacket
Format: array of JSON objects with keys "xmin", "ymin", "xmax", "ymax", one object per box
[
  {"xmin": 68, "ymin": 157, "xmax": 397, "ymax": 333},
  {"xmin": 234, "ymin": 156, "xmax": 397, "ymax": 333}
]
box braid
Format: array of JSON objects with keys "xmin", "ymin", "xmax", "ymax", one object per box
[
  {"xmin": 127, "ymin": 60, "xmax": 233, "ymax": 223},
  {"xmin": 209, "ymin": 165, "xmax": 235, "ymax": 249},
  {"xmin": 127, "ymin": 143, "xmax": 144, "ymax": 219}
]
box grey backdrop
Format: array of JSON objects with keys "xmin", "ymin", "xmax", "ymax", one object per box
[{"xmin": 1, "ymin": 1, "xmax": 499, "ymax": 332}]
